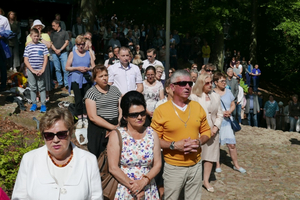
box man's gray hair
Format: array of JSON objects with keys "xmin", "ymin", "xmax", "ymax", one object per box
[
  {"xmin": 227, "ymin": 68, "xmax": 233, "ymax": 72},
  {"xmin": 190, "ymin": 69, "xmax": 198, "ymax": 74},
  {"xmin": 170, "ymin": 70, "xmax": 191, "ymax": 83}
]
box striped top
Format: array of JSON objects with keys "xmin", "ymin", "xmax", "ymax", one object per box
[
  {"xmin": 84, "ymin": 85, "xmax": 121, "ymax": 119},
  {"xmin": 23, "ymin": 43, "xmax": 49, "ymax": 70}
]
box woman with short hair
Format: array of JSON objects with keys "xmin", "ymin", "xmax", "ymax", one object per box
[
  {"xmin": 213, "ymin": 72, "xmax": 246, "ymax": 174},
  {"xmin": 12, "ymin": 108, "xmax": 103, "ymax": 199},
  {"xmin": 84, "ymin": 65, "xmax": 122, "ymax": 158},
  {"xmin": 65, "ymin": 35, "xmax": 95, "ymax": 129}
]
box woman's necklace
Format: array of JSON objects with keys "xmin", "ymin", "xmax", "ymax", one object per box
[
  {"xmin": 48, "ymin": 148, "xmax": 73, "ymax": 168},
  {"xmin": 172, "ymin": 101, "xmax": 191, "ymax": 128}
]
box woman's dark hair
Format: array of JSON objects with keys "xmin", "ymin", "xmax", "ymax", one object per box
[
  {"xmin": 213, "ymin": 72, "xmax": 226, "ymax": 82},
  {"xmin": 145, "ymin": 66, "xmax": 156, "ymax": 74},
  {"xmin": 92, "ymin": 64, "xmax": 108, "ymax": 81},
  {"xmin": 120, "ymin": 91, "xmax": 146, "ymax": 127}
]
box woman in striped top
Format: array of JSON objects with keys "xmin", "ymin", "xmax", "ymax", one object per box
[{"xmin": 84, "ymin": 65, "xmax": 122, "ymax": 158}]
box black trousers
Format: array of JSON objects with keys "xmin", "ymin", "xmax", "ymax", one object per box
[
  {"xmin": 87, "ymin": 117, "xmax": 118, "ymax": 158},
  {"xmin": 71, "ymin": 82, "xmax": 90, "ymax": 116}
]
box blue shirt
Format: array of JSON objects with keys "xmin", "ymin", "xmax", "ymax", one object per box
[{"xmin": 252, "ymin": 68, "xmax": 261, "ymax": 79}]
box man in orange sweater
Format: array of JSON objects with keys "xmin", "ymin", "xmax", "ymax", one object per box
[{"xmin": 151, "ymin": 70, "xmax": 211, "ymax": 199}]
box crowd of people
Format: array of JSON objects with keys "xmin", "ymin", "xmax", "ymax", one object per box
[{"xmin": 1, "ymin": 9, "xmax": 300, "ymax": 200}]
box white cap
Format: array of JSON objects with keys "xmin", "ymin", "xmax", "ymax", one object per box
[
  {"xmin": 31, "ymin": 19, "xmax": 45, "ymax": 29},
  {"xmin": 279, "ymin": 101, "xmax": 284, "ymax": 106}
]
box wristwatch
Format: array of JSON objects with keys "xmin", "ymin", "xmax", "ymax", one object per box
[{"xmin": 170, "ymin": 141, "xmax": 175, "ymax": 150}]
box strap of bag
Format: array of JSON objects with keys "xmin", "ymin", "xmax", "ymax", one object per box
[{"xmin": 220, "ymin": 99, "xmax": 227, "ymax": 111}]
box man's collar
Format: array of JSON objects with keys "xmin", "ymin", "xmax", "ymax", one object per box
[{"xmin": 119, "ymin": 62, "xmax": 131, "ymax": 69}]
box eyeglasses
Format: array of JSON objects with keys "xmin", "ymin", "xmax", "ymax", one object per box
[
  {"xmin": 156, "ymin": 71, "xmax": 163, "ymax": 74},
  {"xmin": 172, "ymin": 81, "xmax": 193, "ymax": 87},
  {"xmin": 218, "ymin": 80, "xmax": 226, "ymax": 83},
  {"xmin": 43, "ymin": 130, "xmax": 69, "ymax": 141},
  {"xmin": 205, "ymin": 69, "xmax": 214, "ymax": 72},
  {"xmin": 77, "ymin": 43, "xmax": 85, "ymax": 46},
  {"xmin": 205, "ymin": 81, "xmax": 213, "ymax": 85},
  {"xmin": 146, "ymin": 74, "xmax": 155, "ymax": 77},
  {"xmin": 127, "ymin": 110, "xmax": 147, "ymax": 118}
]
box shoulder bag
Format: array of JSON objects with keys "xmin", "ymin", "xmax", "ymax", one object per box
[
  {"xmin": 98, "ymin": 129, "xmax": 122, "ymax": 200},
  {"xmin": 220, "ymin": 100, "xmax": 242, "ymax": 132}
]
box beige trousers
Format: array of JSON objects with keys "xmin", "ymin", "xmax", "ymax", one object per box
[{"xmin": 163, "ymin": 160, "xmax": 202, "ymax": 200}]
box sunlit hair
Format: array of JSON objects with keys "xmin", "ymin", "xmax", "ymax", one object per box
[
  {"xmin": 213, "ymin": 72, "xmax": 226, "ymax": 83},
  {"xmin": 164, "ymin": 78, "xmax": 171, "ymax": 95},
  {"xmin": 39, "ymin": 107, "xmax": 74, "ymax": 137},
  {"xmin": 190, "ymin": 69, "xmax": 198, "ymax": 75},
  {"xmin": 30, "ymin": 28, "xmax": 39, "ymax": 36},
  {"xmin": 52, "ymin": 19, "xmax": 60, "ymax": 25},
  {"xmin": 170, "ymin": 70, "xmax": 191, "ymax": 83},
  {"xmin": 92, "ymin": 64, "xmax": 108, "ymax": 81},
  {"xmin": 155, "ymin": 65, "xmax": 164, "ymax": 72},
  {"xmin": 192, "ymin": 74, "xmax": 212, "ymax": 97},
  {"xmin": 204, "ymin": 63, "xmax": 216, "ymax": 70},
  {"xmin": 75, "ymin": 35, "xmax": 86, "ymax": 45},
  {"xmin": 119, "ymin": 46, "xmax": 130, "ymax": 54}
]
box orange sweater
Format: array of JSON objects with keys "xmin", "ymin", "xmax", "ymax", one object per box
[{"xmin": 151, "ymin": 100, "xmax": 211, "ymax": 166}]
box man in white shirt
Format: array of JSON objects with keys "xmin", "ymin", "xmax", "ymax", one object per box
[
  {"xmin": 143, "ymin": 48, "xmax": 165, "ymax": 80},
  {"xmin": 0, "ymin": 14, "xmax": 11, "ymax": 91},
  {"xmin": 108, "ymin": 47, "xmax": 143, "ymax": 94},
  {"xmin": 233, "ymin": 60, "xmax": 243, "ymax": 78}
]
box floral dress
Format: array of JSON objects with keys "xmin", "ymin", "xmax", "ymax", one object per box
[{"xmin": 114, "ymin": 127, "xmax": 159, "ymax": 200}]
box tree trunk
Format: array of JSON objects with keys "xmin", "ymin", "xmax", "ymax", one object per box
[
  {"xmin": 249, "ymin": 0, "xmax": 258, "ymax": 64},
  {"xmin": 212, "ymin": 32, "xmax": 224, "ymax": 71},
  {"xmin": 80, "ymin": 0, "xmax": 97, "ymax": 32}
]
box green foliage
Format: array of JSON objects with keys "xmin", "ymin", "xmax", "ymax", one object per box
[
  {"xmin": 0, "ymin": 131, "xmax": 42, "ymax": 193},
  {"xmin": 240, "ymin": 78, "xmax": 248, "ymax": 93}
]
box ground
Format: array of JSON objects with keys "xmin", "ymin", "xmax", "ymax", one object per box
[{"xmin": 0, "ymin": 72, "xmax": 298, "ymax": 199}]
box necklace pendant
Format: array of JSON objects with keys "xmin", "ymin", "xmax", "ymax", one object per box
[{"xmin": 184, "ymin": 124, "xmax": 187, "ymax": 128}]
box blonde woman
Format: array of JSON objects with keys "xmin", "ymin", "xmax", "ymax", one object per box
[{"xmin": 190, "ymin": 74, "xmax": 223, "ymax": 192}]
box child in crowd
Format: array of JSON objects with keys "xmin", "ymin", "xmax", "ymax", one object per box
[{"xmin": 23, "ymin": 28, "xmax": 48, "ymax": 112}]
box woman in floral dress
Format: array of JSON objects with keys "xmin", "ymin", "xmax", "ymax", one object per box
[{"xmin": 107, "ymin": 91, "xmax": 161, "ymax": 199}]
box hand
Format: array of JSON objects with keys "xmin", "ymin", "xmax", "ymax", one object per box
[
  {"xmin": 257, "ymin": 110, "xmax": 260, "ymax": 113},
  {"xmin": 173, "ymin": 138, "xmax": 188, "ymax": 152},
  {"xmin": 129, "ymin": 179, "xmax": 147, "ymax": 196},
  {"xmin": 32, "ymin": 70, "xmax": 39, "ymax": 75},
  {"xmin": 136, "ymin": 190, "xmax": 145, "ymax": 200},
  {"xmin": 183, "ymin": 138, "xmax": 200, "ymax": 154},
  {"xmin": 77, "ymin": 67, "xmax": 89, "ymax": 73},
  {"xmin": 54, "ymin": 49, "xmax": 61, "ymax": 55},
  {"xmin": 211, "ymin": 126, "xmax": 218, "ymax": 137},
  {"xmin": 223, "ymin": 111, "xmax": 231, "ymax": 118}
]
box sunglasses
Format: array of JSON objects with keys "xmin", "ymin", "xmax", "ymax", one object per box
[
  {"xmin": 205, "ymin": 69, "xmax": 214, "ymax": 72},
  {"xmin": 43, "ymin": 130, "xmax": 69, "ymax": 141},
  {"xmin": 77, "ymin": 43, "xmax": 85, "ymax": 46},
  {"xmin": 218, "ymin": 80, "xmax": 226, "ymax": 83},
  {"xmin": 127, "ymin": 110, "xmax": 147, "ymax": 118},
  {"xmin": 172, "ymin": 81, "xmax": 193, "ymax": 87},
  {"xmin": 205, "ymin": 81, "xmax": 213, "ymax": 85}
]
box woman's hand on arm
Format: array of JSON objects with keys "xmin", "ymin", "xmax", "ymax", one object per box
[
  {"xmin": 130, "ymin": 131, "xmax": 162, "ymax": 196},
  {"xmin": 107, "ymin": 131, "xmax": 133, "ymax": 189},
  {"xmin": 85, "ymin": 99, "xmax": 118, "ymax": 132}
]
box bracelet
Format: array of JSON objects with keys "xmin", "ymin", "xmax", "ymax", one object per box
[
  {"xmin": 143, "ymin": 175, "xmax": 150, "ymax": 185},
  {"xmin": 197, "ymin": 138, "xmax": 202, "ymax": 147}
]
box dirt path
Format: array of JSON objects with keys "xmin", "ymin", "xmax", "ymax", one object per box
[{"xmin": 201, "ymin": 125, "xmax": 300, "ymax": 199}]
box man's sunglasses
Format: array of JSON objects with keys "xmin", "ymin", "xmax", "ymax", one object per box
[
  {"xmin": 128, "ymin": 110, "xmax": 147, "ymax": 118},
  {"xmin": 172, "ymin": 81, "xmax": 193, "ymax": 87},
  {"xmin": 205, "ymin": 69, "xmax": 214, "ymax": 72},
  {"xmin": 43, "ymin": 130, "xmax": 69, "ymax": 141}
]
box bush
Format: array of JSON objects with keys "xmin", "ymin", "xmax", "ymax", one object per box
[{"xmin": 0, "ymin": 130, "xmax": 42, "ymax": 194}]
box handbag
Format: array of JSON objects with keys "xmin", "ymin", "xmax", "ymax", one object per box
[
  {"xmin": 98, "ymin": 129, "xmax": 122, "ymax": 200},
  {"xmin": 220, "ymin": 100, "xmax": 242, "ymax": 132}
]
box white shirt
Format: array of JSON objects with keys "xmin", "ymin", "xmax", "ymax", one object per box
[
  {"xmin": 108, "ymin": 62, "xmax": 143, "ymax": 94},
  {"xmin": 237, "ymin": 85, "xmax": 244, "ymax": 103},
  {"xmin": 104, "ymin": 59, "xmax": 109, "ymax": 67},
  {"xmin": 0, "ymin": 15, "xmax": 11, "ymax": 32},
  {"xmin": 142, "ymin": 59, "xmax": 165, "ymax": 80}
]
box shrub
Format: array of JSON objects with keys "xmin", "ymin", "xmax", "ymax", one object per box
[{"xmin": 0, "ymin": 130, "xmax": 42, "ymax": 194}]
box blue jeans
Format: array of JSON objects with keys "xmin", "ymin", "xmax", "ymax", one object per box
[
  {"xmin": 236, "ymin": 104, "xmax": 242, "ymax": 124},
  {"xmin": 246, "ymin": 73, "xmax": 251, "ymax": 86},
  {"xmin": 247, "ymin": 110, "xmax": 258, "ymax": 127},
  {"xmin": 52, "ymin": 52, "xmax": 68, "ymax": 87},
  {"xmin": 289, "ymin": 116, "xmax": 297, "ymax": 132},
  {"xmin": 252, "ymin": 77, "xmax": 259, "ymax": 92}
]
